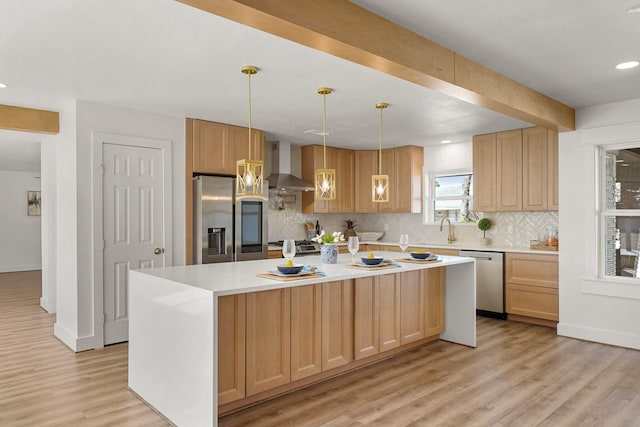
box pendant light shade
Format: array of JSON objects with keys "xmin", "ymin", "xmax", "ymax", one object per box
[
  {"xmin": 372, "ymin": 102, "xmax": 389, "ymax": 203},
  {"xmin": 315, "ymin": 87, "xmax": 336, "ymax": 201},
  {"xmin": 236, "ymin": 65, "xmax": 264, "ymax": 197}
]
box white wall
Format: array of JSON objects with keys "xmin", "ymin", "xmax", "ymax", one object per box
[
  {"xmin": 558, "ymin": 98, "xmax": 640, "ymax": 350},
  {"xmin": 40, "ymin": 139, "xmax": 57, "ymax": 313},
  {"xmin": 0, "ymin": 171, "xmax": 42, "ymax": 272},
  {"xmin": 53, "ymin": 100, "xmax": 185, "ymax": 351}
]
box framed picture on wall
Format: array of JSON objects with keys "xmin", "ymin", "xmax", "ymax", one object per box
[{"xmin": 27, "ymin": 191, "xmax": 41, "ymax": 216}]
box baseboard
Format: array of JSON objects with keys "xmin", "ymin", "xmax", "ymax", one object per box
[
  {"xmin": 54, "ymin": 323, "xmax": 98, "ymax": 352},
  {"xmin": 0, "ymin": 264, "xmax": 42, "ymax": 273},
  {"xmin": 558, "ymin": 322, "xmax": 640, "ymax": 350}
]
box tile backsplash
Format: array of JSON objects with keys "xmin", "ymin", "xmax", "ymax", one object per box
[{"xmin": 267, "ymin": 193, "xmax": 559, "ymax": 247}]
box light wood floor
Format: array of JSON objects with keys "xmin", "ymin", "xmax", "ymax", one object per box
[{"xmin": 2, "ymin": 271, "xmax": 640, "ymax": 427}]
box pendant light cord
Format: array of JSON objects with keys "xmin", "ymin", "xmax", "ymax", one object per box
[
  {"xmin": 378, "ymin": 106, "xmax": 383, "ymax": 174},
  {"xmin": 247, "ymin": 72, "xmax": 252, "ymax": 159},
  {"xmin": 323, "ymin": 92, "xmax": 327, "ymax": 170}
]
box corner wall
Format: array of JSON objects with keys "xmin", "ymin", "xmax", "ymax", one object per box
[{"xmin": 558, "ymin": 98, "xmax": 640, "ymax": 350}]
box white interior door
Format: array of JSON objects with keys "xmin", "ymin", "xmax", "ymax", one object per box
[{"xmin": 103, "ymin": 142, "xmax": 165, "ymax": 345}]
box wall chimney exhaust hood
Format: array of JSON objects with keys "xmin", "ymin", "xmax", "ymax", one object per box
[{"xmin": 267, "ymin": 141, "xmax": 315, "ymax": 192}]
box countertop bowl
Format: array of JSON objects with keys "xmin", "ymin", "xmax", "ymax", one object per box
[
  {"xmin": 410, "ymin": 252, "xmax": 432, "ymax": 260},
  {"xmin": 276, "ymin": 264, "xmax": 304, "ymax": 275},
  {"xmin": 356, "ymin": 231, "xmax": 384, "ymax": 241},
  {"xmin": 361, "ymin": 257, "xmax": 384, "ymax": 265}
]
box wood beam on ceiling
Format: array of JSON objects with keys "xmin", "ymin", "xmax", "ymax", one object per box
[
  {"xmin": 0, "ymin": 104, "xmax": 59, "ymax": 134},
  {"xmin": 178, "ymin": 0, "xmax": 575, "ymax": 132}
]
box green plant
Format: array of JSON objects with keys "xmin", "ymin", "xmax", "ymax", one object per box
[
  {"xmin": 477, "ymin": 217, "xmax": 492, "ymax": 238},
  {"xmin": 311, "ymin": 230, "xmax": 345, "ymax": 244}
]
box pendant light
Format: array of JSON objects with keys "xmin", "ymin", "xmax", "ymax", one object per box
[
  {"xmin": 315, "ymin": 87, "xmax": 336, "ymax": 200},
  {"xmin": 372, "ymin": 102, "xmax": 389, "ymax": 202},
  {"xmin": 236, "ymin": 65, "xmax": 264, "ymax": 197}
]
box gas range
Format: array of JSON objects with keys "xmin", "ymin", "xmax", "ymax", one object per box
[{"xmin": 269, "ymin": 240, "xmax": 321, "ymax": 256}]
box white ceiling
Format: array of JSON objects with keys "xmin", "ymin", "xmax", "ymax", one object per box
[{"xmin": 1, "ymin": 0, "xmax": 638, "ymax": 171}]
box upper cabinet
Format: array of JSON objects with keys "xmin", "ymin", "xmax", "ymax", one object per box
[
  {"xmin": 301, "ymin": 145, "xmax": 354, "ymax": 214},
  {"xmin": 473, "ymin": 126, "xmax": 558, "ymax": 212},
  {"xmin": 188, "ymin": 118, "xmax": 264, "ymax": 176},
  {"xmin": 352, "ymin": 146, "xmax": 424, "ymax": 214}
]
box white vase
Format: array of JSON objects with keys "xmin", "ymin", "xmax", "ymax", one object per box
[
  {"xmin": 320, "ymin": 244, "xmax": 338, "ymax": 264},
  {"xmin": 480, "ymin": 237, "xmax": 491, "ymax": 246}
]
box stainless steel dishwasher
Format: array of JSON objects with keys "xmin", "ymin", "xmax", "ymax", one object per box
[{"xmin": 459, "ymin": 250, "xmax": 505, "ymax": 319}]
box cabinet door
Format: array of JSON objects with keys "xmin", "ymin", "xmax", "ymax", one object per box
[
  {"xmin": 547, "ymin": 129, "xmax": 559, "ymax": 210},
  {"xmin": 322, "ymin": 280, "xmax": 354, "ymax": 370},
  {"xmin": 424, "ymin": 268, "xmax": 445, "ymax": 337},
  {"xmin": 354, "ymin": 150, "xmax": 378, "ymax": 213},
  {"xmin": 230, "ymin": 126, "xmax": 264, "ymax": 165},
  {"xmin": 506, "ymin": 253, "xmax": 558, "ymax": 288},
  {"xmin": 522, "ymin": 127, "xmax": 548, "ymax": 211},
  {"xmin": 246, "ymin": 288, "xmax": 291, "ymax": 395},
  {"xmin": 354, "ymin": 276, "xmax": 379, "ymax": 360},
  {"xmin": 378, "ymin": 273, "xmax": 401, "ymax": 352},
  {"xmin": 218, "ymin": 294, "xmax": 245, "ymax": 405},
  {"xmin": 339, "ymin": 148, "xmax": 355, "ymax": 213},
  {"xmin": 400, "ymin": 270, "xmax": 425, "ymax": 344},
  {"xmin": 496, "ymin": 129, "xmax": 523, "ymax": 211},
  {"xmin": 193, "ymin": 120, "xmax": 231, "ymax": 174},
  {"xmin": 473, "ymin": 133, "xmax": 497, "ymax": 212},
  {"xmin": 291, "ymin": 284, "xmax": 322, "ymax": 381},
  {"xmin": 394, "ymin": 146, "xmax": 423, "ymax": 213},
  {"xmin": 301, "ymin": 145, "xmax": 329, "ymax": 214},
  {"xmin": 506, "ymin": 284, "xmax": 558, "ymax": 321}
]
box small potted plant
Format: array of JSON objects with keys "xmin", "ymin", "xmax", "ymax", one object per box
[
  {"xmin": 312, "ymin": 230, "xmax": 345, "ymax": 264},
  {"xmin": 477, "ymin": 217, "xmax": 492, "ymax": 245}
]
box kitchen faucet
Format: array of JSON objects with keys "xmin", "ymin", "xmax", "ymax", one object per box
[{"xmin": 440, "ymin": 217, "xmax": 456, "ymax": 244}]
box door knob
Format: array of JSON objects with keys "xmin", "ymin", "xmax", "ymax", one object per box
[{"xmin": 154, "ymin": 247, "xmax": 164, "ymax": 255}]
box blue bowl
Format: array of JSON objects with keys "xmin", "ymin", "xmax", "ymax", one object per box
[
  {"xmin": 410, "ymin": 252, "xmax": 431, "ymax": 260},
  {"xmin": 277, "ymin": 264, "xmax": 304, "ymax": 275},
  {"xmin": 361, "ymin": 257, "xmax": 384, "ymax": 265}
]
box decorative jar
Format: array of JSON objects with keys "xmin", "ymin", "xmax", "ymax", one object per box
[{"xmin": 320, "ymin": 244, "xmax": 338, "ymax": 264}]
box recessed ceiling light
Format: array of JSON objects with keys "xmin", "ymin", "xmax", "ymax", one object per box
[
  {"xmin": 440, "ymin": 140, "xmax": 452, "ymax": 144},
  {"xmin": 627, "ymin": 5, "xmax": 640, "ymax": 13},
  {"xmin": 0, "ymin": 82, "xmax": 7, "ymax": 89},
  {"xmin": 303, "ymin": 129, "xmax": 331, "ymax": 136},
  {"xmin": 616, "ymin": 61, "xmax": 639, "ymax": 70}
]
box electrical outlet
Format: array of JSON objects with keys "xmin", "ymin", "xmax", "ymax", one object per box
[{"xmin": 383, "ymin": 223, "xmax": 389, "ymax": 231}]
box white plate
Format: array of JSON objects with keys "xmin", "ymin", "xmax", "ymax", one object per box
[
  {"xmin": 353, "ymin": 260, "xmax": 390, "ymax": 268},
  {"xmin": 407, "ymin": 255, "xmax": 438, "ymax": 262},
  {"xmin": 267, "ymin": 269, "xmax": 315, "ymax": 277}
]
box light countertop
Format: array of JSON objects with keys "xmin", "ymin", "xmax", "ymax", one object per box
[{"xmin": 359, "ymin": 240, "xmax": 558, "ymax": 255}]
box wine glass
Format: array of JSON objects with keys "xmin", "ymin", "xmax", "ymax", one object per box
[
  {"xmin": 399, "ymin": 234, "xmax": 409, "ymax": 256},
  {"xmin": 282, "ymin": 239, "xmax": 296, "ymax": 263},
  {"xmin": 348, "ymin": 236, "xmax": 360, "ymax": 264}
]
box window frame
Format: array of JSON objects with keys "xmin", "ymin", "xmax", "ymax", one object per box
[{"xmin": 424, "ymin": 169, "xmax": 474, "ymax": 224}]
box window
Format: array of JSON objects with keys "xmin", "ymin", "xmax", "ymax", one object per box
[
  {"xmin": 601, "ymin": 146, "xmax": 640, "ymax": 278},
  {"xmin": 426, "ymin": 172, "xmax": 473, "ymax": 223}
]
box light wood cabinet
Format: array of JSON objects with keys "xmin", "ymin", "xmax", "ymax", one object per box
[
  {"xmin": 522, "ymin": 127, "xmax": 559, "ymax": 211},
  {"xmin": 268, "ymin": 249, "xmax": 282, "ymax": 259},
  {"xmin": 354, "ymin": 150, "xmax": 378, "ymax": 213},
  {"xmin": 322, "ymin": 280, "xmax": 354, "ymax": 370},
  {"xmin": 400, "ymin": 270, "xmax": 425, "ymax": 344},
  {"xmin": 496, "ymin": 129, "xmax": 523, "ymax": 211},
  {"xmin": 473, "ymin": 133, "xmax": 497, "ymax": 212},
  {"xmin": 424, "ymin": 268, "xmax": 446, "ymax": 337},
  {"xmin": 290, "ymin": 284, "xmax": 322, "ymax": 381},
  {"xmin": 354, "ymin": 276, "xmax": 379, "ymax": 360},
  {"xmin": 378, "ymin": 273, "xmax": 401, "ymax": 352},
  {"xmin": 189, "ymin": 119, "xmax": 263, "ymax": 175},
  {"xmin": 355, "ymin": 146, "xmax": 424, "ymax": 214},
  {"xmin": 301, "ymin": 146, "xmax": 354, "ymax": 214},
  {"xmin": 506, "ymin": 253, "xmax": 558, "ymax": 325},
  {"xmin": 245, "ymin": 288, "xmax": 291, "ymax": 395},
  {"xmin": 473, "ymin": 126, "xmax": 558, "ymax": 212},
  {"xmin": 217, "ymin": 294, "xmax": 245, "ymax": 405}
]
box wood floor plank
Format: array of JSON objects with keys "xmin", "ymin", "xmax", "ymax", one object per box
[{"xmin": 3, "ymin": 271, "xmax": 640, "ymax": 427}]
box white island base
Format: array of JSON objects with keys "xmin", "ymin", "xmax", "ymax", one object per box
[{"xmin": 129, "ymin": 252, "xmax": 475, "ymax": 426}]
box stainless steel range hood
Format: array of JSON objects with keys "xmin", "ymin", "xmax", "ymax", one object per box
[{"xmin": 267, "ymin": 141, "xmax": 314, "ymax": 192}]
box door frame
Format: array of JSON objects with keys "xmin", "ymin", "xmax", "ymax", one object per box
[{"xmin": 92, "ymin": 132, "xmax": 173, "ymax": 347}]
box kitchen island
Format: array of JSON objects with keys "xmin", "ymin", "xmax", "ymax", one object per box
[{"xmin": 128, "ymin": 252, "xmax": 475, "ymax": 426}]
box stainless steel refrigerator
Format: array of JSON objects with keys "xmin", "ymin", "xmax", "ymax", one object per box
[{"xmin": 193, "ymin": 175, "xmax": 268, "ymax": 264}]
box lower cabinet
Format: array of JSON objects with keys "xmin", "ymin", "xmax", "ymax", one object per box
[
  {"xmin": 322, "ymin": 280, "xmax": 354, "ymax": 370},
  {"xmin": 219, "ymin": 269, "xmax": 445, "ymax": 409},
  {"xmin": 217, "ymin": 294, "xmax": 246, "ymax": 406},
  {"xmin": 290, "ymin": 284, "xmax": 322, "ymax": 381},
  {"xmin": 505, "ymin": 253, "xmax": 559, "ymax": 325},
  {"xmin": 245, "ymin": 288, "xmax": 291, "ymax": 396}
]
